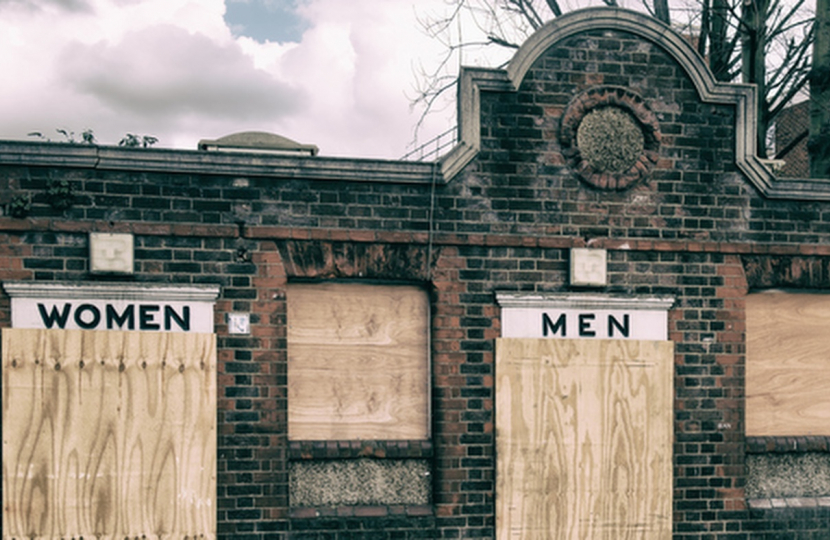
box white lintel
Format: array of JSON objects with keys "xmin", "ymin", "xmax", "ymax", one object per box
[
  {"xmin": 3, "ymin": 281, "xmax": 220, "ymax": 302},
  {"xmin": 496, "ymin": 292, "xmax": 675, "ymax": 311}
]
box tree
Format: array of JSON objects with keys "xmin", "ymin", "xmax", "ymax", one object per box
[
  {"xmin": 28, "ymin": 128, "xmax": 96, "ymax": 145},
  {"xmin": 738, "ymin": 0, "xmax": 813, "ymax": 158},
  {"xmin": 414, "ymin": 0, "xmax": 815, "ymax": 166},
  {"xmin": 697, "ymin": 0, "xmax": 739, "ymax": 82},
  {"xmin": 119, "ymin": 134, "xmax": 159, "ymax": 148},
  {"xmin": 27, "ymin": 129, "xmax": 159, "ymax": 148},
  {"xmin": 811, "ymin": 0, "xmax": 830, "ymax": 177}
]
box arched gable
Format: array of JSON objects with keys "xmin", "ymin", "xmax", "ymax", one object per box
[{"xmin": 440, "ymin": 7, "xmax": 829, "ymax": 200}]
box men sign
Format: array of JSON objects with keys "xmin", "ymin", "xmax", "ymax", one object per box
[{"xmin": 542, "ymin": 311, "xmax": 631, "ymax": 338}]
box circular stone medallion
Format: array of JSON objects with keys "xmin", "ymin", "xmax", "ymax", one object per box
[{"xmin": 560, "ymin": 86, "xmax": 661, "ymax": 190}]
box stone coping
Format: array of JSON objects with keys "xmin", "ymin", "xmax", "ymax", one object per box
[
  {"xmin": 748, "ymin": 497, "xmax": 830, "ymax": 509},
  {"xmin": 747, "ymin": 436, "xmax": 830, "ymax": 454},
  {"xmin": 290, "ymin": 504, "xmax": 433, "ymax": 519},
  {"xmin": 0, "ymin": 140, "xmax": 438, "ymax": 185},
  {"xmin": 289, "ymin": 440, "xmax": 433, "ymax": 460}
]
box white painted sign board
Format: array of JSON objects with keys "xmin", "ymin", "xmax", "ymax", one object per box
[
  {"xmin": 3, "ymin": 282, "xmax": 220, "ymax": 333},
  {"xmin": 497, "ymin": 293, "xmax": 674, "ymax": 341}
]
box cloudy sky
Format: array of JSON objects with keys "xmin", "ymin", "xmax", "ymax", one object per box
[
  {"xmin": 0, "ymin": 0, "xmax": 813, "ymax": 159},
  {"xmin": 0, "ymin": 0, "xmax": 477, "ymax": 158}
]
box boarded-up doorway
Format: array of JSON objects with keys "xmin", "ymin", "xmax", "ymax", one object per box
[
  {"xmin": 2, "ymin": 329, "xmax": 216, "ymax": 539},
  {"xmin": 496, "ymin": 338, "xmax": 673, "ymax": 539}
]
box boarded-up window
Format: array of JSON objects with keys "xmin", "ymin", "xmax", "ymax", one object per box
[
  {"xmin": 2, "ymin": 329, "xmax": 216, "ymax": 539},
  {"xmin": 287, "ymin": 282, "xmax": 429, "ymax": 441},
  {"xmin": 746, "ymin": 291, "xmax": 830, "ymax": 436},
  {"xmin": 496, "ymin": 338, "xmax": 673, "ymax": 539}
]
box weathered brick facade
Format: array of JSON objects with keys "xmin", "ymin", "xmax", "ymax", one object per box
[{"xmin": 2, "ymin": 7, "xmax": 830, "ymax": 539}]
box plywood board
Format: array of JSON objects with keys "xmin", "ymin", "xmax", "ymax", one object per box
[
  {"xmin": 496, "ymin": 338, "xmax": 673, "ymax": 540},
  {"xmin": 746, "ymin": 292, "xmax": 830, "ymax": 436},
  {"xmin": 2, "ymin": 329, "xmax": 216, "ymax": 539},
  {"xmin": 287, "ymin": 282, "xmax": 429, "ymax": 440}
]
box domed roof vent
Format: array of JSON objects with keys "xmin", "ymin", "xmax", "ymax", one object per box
[{"xmin": 198, "ymin": 131, "xmax": 318, "ymax": 156}]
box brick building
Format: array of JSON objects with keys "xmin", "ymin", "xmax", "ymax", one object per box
[
  {"xmin": 774, "ymin": 100, "xmax": 811, "ymax": 178},
  {"xmin": 2, "ymin": 7, "xmax": 830, "ymax": 539}
]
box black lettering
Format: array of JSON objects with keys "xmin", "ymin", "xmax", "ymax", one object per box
[
  {"xmin": 74, "ymin": 304, "xmax": 101, "ymax": 330},
  {"xmin": 38, "ymin": 303, "xmax": 72, "ymax": 329},
  {"xmin": 543, "ymin": 313, "xmax": 566, "ymax": 337},
  {"xmin": 139, "ymin": 305, "xmax": 160, "ymax": 330},
  {"xmin": 106, "ymin": 305, "xmax": 135, "ymax": 330},
  {"xmin": 165, "ymin": 305, "xmax": 190, "ymax": 331},
  {"xmin": 608, "ymin": 314, "xmax": 630, "ymax": 338},
  {"xmin": 578, "ymin": 313, "xmax": 596, "ymax": 337}
]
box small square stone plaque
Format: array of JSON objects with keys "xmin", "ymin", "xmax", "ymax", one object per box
[
  {"xmin": 227, "ymin": 313, "xmax": 250, "ymax": 335},
  {"xmin": 570, "ymin": 248, "xmax": 607, "ymax": 287},
  {"xmin": 90, "ymin": 232, "xmax": 134, "ymax": 274}
]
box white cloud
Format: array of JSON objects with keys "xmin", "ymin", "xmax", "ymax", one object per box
[
  {"xmin": 58, "ymin": 25, "xmax": 304, "ymax": 119},
  {"xmin": 0, "ymin": 0, "xmax": 94, "ymax": 13},
  {"xmin": 268, "ymin": 0, "xmax": 455, "ymax": 157}
]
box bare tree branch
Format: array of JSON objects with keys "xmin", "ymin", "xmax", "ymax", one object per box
[
  {"xmin": 512, "ymin": 0, "xmax": 545, "ymax": 29},
  {"xmin": 544, "ymin": 0, "xmax": 562, "ymax": 17},
  {"xmin": 488, "ymin": 34, "xmax": 522, "ymax": 48},
  {"xmin": 654, "ymin": 0, "xmax": 670, "ymax": 24}
]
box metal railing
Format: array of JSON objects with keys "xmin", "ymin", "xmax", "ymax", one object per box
[{"xmin": 400, "ymin": 126, "xmax": 457, "ymax": 162}]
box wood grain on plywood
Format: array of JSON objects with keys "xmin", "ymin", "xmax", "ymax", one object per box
[
  {"xmin": 746, "ymin": 292, "xmax": 830, "ymax": 436},
  {"xmin": 495, "ymin": 338, "xmax": 673, "ymax": 540},
  {"xmin": 287, "ymin": 282, "xmax": 429, "ymax": 440},
  {"xmin": 2, "ymin": 329, "xmax": 216, "ymax": 539}
]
